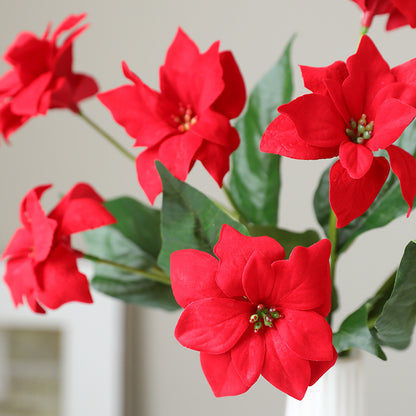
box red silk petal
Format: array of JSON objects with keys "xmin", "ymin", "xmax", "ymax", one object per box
[
  {"xmin": 35, "ymin": 243, "xmax": 93, "ymax": 309},
  {"xmin": 277, "ymin": 309, "xmax": 334, "ymax": 361},
  {"xmin": 329, "ymin": 158, "xmax": 390, "ymax": 228},
  {"xmin": 231, "ymin": 329, "xmax": 264, "ymax": 387},
  {"xmin": 387, "ymin": 145, "xmax": 416, "ymax": 215},
  {"xmin": 263, "ymin": 330, "xmax": 311, "ymax": 400},
  {"xmin": 279, "ymin": 94, "xmax": 345, "ymax": 148},
  {"xmin": 270, "ymin": 240, "xmax": 332, "ymax": 317},
  {"xmin": 200, "ymin": 352, "xmax": 250, "ymax": 397},
  {"xmin": 212, "ymin": 50, "xmax": 246, "ymax": 119},
  {"xmin": 214, "ymin": 224, "xmax": 284, "ymax": 298},
  {"xmin": 309, "ymin": 346, "xmax": 338, "ymax": 386},
  {"xmin": 260, "ymin": 114, "xmax": 339, "ymax": 160},
  {"xmin": 391, "ymin": 0, "xmax": 416, "ymax": 27},
  {"xmin": 2, "ymin": 228, "xmax": 32, "ymax": 260},
  {"xmin": 339, "ymin": 140, "xmax": 374, "ymax": 179},
  {"xmin": 174, "ymin": 298, "xmax": 252, "ymax": 354},
  {"xmin": 170, "ymin": 249, "xmax": 224, "ymax": 308}
]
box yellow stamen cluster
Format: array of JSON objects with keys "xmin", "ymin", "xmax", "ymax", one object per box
[{"xmin": 172, "ymin": 104, "xmax": 198, "ymax": 132}]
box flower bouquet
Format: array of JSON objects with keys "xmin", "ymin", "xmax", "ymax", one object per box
[{"xmin": 1, "ymin": 1, "xmax": 416, "ymax": 413}]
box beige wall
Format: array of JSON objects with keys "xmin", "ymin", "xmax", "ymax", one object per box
[{"xmin": 1, "ymin": 1, "xmax": 416, "ymax": 415}]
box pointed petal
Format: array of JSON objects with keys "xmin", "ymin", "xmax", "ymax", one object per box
[
  {"xmin": 214, "ymin": 224, "xmax": 284, "ymax": 298},
  {"xmin": 170, "ymin": 249, "xmax": 224, "ymax": 308},
  {"xmin": 271, "ymin": 240, "xmax": 332, "ymax": 316},
  {"xmin": 262, "ymin": 329, "xmax": 311, "ymax": 400},
  {"xmin": 231, "ymin": 329, "xmax": 264, "ymax": 387},
  {"xmin": 392, "ymin": 58, "xmax": 416, "ymax": 84},
  {"xmin": 2, "ymin": 228, "xmax": 32, "ymax": 260},
  {"xmin": 309, "ymin": 346, "xmax": 337, "ymax": 386},
  {"xmin": 200, "ymin": 352, "xmax": 250, "ymax": 397},
  {"xmin": 277, "ymin": 309, "xmax": 334, "ymax": 361},
  {"xmin": 50, "ymin": 14, "xmax": 87, "ymax": 44},
  {"xmin": 391, "ymin": 0, "xmax": 416, "ymax": 27},
  {"xmin": 339, "ymin": 140, "xmax": 374, "ymax": 179},
  {"xmin": 136, "ymin": 147, "xmax": 162, "ymax": 204},
  {"xmin": 387, "ymin": 145, "xmax": 416, "ymax": 215},
  {"xmin": 329, "ymin": 158, "xmax": 390, "ymax": 228},
  {"xmin": 260, "ymin": 114, "xmax": 339, "ymax": 160},
  {"xmin": 279, "ymin": 94, "xmax": 345, "ymax": 148},
  {"xmin": 35, "ymin": 243, "xmax": 93, "ymax": 309},
  {"xmin": 174, "ymin": 298, "xmax": 252, "ymax": 354}
]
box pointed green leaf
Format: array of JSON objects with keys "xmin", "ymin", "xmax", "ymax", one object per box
[
  {"xmin": 333, "ymin": 304, "xmax": 386, "ymax": 360},
  {"xmin": 228, "ymin": 36, "xmax": 295, "ymax": 226},
  {"xmin": 374, "ymin": 241, "xmax": 416, "ymax": 349},
  {"xmin": 156, "ymin": 162, "xmax": 248, "ymax": 274},
  {"xmin": 247, "ymin": 224, "xmax": 320, "ymax": 258},
  {"xmin": 83, "ymin": 197, "xmax": 179, "ymax": 311},
  {"xmin": 314, "ymin": 120, "xmax": 416, "ymax": 253}
]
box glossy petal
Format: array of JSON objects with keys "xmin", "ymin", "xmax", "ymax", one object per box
[
  {"xmin": 330, "ymin": 158, "xmax": 390, "ymax": 228},
  {"xmin": 200, "ymin": 352, "xmax": 250, "ymax": 397},
  {"xmin": 260, "ymin": 114, "xmax": 339, "ymax": 160},
  {"xmin": 387, "ymin": 145, "xmax": 416, "ymax": 215},
  {"xmin": 263, "ymin": 329, "xmax": 311, "ymax": 400},
  {"xmin": 170, "ymin": 250, "xmax": 224, "ymax": 308},
  {"xmin": 214, "ymin": 224, "xmax": 284, "ymax": 298},
  {"xmin": 277, "ymin": 309, "xmax": 334, "ymax": 361},
  {"xmin": 270, "ymin": 240, "xmax": 332, "ymax": 316},
  {"xmin": 174, "ymin": 298, "xmax": 252, "ymax": 354}
]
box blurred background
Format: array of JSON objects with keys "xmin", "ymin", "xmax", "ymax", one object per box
[{"xmin": 0, "ymin": 0, "xmax": 416, "ymax": 415}]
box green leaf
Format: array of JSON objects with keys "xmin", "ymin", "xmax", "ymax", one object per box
[
  {"xmin": 247, "ymin": 225, "xmax": 320, "ymax": 258},
  {"xmin": 333, "ymin": 304, "xmax": 386, "ymax": 360},
  {"xmin": 314, "ymin": 120, "xmax": 416, "ymax": 253},
  {"xmin": 228, "ymin": 36, "xmax": 295, "ymax": 226},
  {"xmin": 374, "ymin": 241, "xmax": 416, "ymax": 349},
  {"xmin": 157, "ymin": 162, "xmax": 248, "ymax": 274},
  {"xmin": 83, "ymin": 197, "xmax": 179, "ymax": 311}
]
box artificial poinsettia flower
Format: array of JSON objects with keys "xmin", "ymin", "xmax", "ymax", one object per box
[
  {"xmin": 1, "ymin": 183, "xmax": 116, "ymax": 313},
  {"xmin": 170, "ymin": 224, "xmax": 336, "ymax": 399},
  {"xmin": 350, "ymin": 0, "xmax": 416, "ymax": 30},
  {"xmin": 0, "ymin": 13, "xmax": 98, "ymax": 141},
  {"xmin": 98, "ymin": 27, "xmax": 246, "ymax": 204},
  {"xmin": 261, "ymin": 35, "xmax": 416, "ymax": 228}
]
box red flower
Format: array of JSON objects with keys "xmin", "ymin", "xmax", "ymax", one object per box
[
  {"xmin": 170, "ymin": 224, "xmax": 336, "ymax": 399},
  {"xmin": 350, "ymin": 0, "xmax": 416, "ymax": 30},
  {"xmin": 261, "ymin": 35, "xmax": 416, "ymax": 227},
  {"xmin": 0, "ymin": 14, "xmax": 98, "ymax": 140},
  {"xmin": 1, "ymin": 183, "xmax": 116, "ymax": 313},
  {"xmin": 98, "ymin": 28, "xmax": 246, "ymax": 204}
]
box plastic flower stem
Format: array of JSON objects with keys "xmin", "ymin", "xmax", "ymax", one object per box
[
  {"xmin": 328, "ymin": 208, "xmax": 339, "ymax": 323},
  {"xmin": 77, "ymin": 110, "xmax": 136, "ymax": 162},
  {"xmin": 360, "ymin": 26, "xmax": 369, "ymax": 36},
  {"xmin": 83, "ymin": 253, "xmax": 171, "ymax": 285}
]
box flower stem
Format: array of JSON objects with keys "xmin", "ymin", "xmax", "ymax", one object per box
[
  {"xmin": 328, "ymin": 208, "xmax": 339, "ymax": 323},
  {"xmin": 83, "ymin": 253, "xmax": 171, "ymax": 286},
  {"xmin": 222, "ymin": 184, "xmax": 249, "ymax": 226},
  {"xmin": 77, "ymin": 110, "xmax": 136, "ymax": 162}
]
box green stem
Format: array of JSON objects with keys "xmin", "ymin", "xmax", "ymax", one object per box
[
  {"xmin": 77, "ymin": 110, "xmax": 136, "ymax": 162},
  {"xmin": 328, "ymin": 208, "xmax": 339, "ymax": 324},
  {"xmin": 222, "ymin": 184, "xmax": 249, "ymax": 226},
  {"xmin": 360, "ymin": 26, "xmax": 369, "ymax": 36},
  {"xmin": 83, "ymin": 253, "xmax": 171, "ymax": 286}
]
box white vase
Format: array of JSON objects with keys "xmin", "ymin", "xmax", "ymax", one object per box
[{"xmin": 284, "ymin": 352, "xmax": 365, "ymax": 416}]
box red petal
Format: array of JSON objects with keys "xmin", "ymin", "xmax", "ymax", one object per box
[
  {"xmin": 387, "ymin": 145, "xmax": 416, "ymax": 215},
  {"xmin": 391, "ymin": 0, "xmax": 416, "ymax": 27},
  {"xmin": 163, "ymin": 28, "xmax": 200, "ymax": 71},
  {"xmin": 270, "ymin": 240, "xmax": 332, "ymax": 316},
  {"xmin": 277, "ymin": 309, "xmax": 334, "ymax": 361},
  {"xmin": 261, "ymin": 114, "xmax": 339, "ymax": 159},
  {"xmin": 279, "ymin": 94, "xmax": 345, "ymax": 148},
  {"xmin": 300, "ymin": 61, "xmax": 348, "ymax": 95},
  {"xmin": 339, "ymin": 140, "xmax": 374, "ymax": 179},
  {"xmin": 175, "ymin": 298, "xmax": 252, "ymax": 354},
  {"xmin": 136, "ymin": 147, "xmax": 162, "ymax": 204},
  {"xmin": 212, "ymin": 50, "xmax": 246, "ymax": 119},
  {"xmin": 309, "ymin": 346, "xmax": 337, "ymax": 386},
  {"xmin": 329, "ymin": 158, "xmax": 390, "ymax": 228},
  {"xmin": 214, "ymin": 224, "xmax": 284, "ymax": 298},
  {"xmin": 262, "ymin": 329, "xmax": 311, "ymax": 400},
  {"xmin": 35, "ymin": 243, "xmax": 93, "ymax": 309},
  {"xmin": 392, "ymin": 58, "xmax": 416, "ymax": 84},
  {"xmin": 200, "ymin": 352, "xmax": 250, "ymax": 397},
  {"xmin": 50, "ymin": 14, "xmax": 87, "ymax": 44},
  {"xmin": 2, "ymin": 228, "xmax": 32, "ymax": 260},
  {"xmin": 231, "ymin": 329, "xmax": 264, "ymax": 387},
  {"xmin": 170, "ymin": 249, "xmax": 224, "ymax": 308}
]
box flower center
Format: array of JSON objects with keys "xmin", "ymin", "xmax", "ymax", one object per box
[
  {"xmin": 172, "ymin": 104, "xmax": 198, "ymax": 132},
  {"xmin": 345, "ymin": 114, "xmax": 374, "ymax": 144},
  {"xmin": 249, "ymin": 304, "xmax": 283, "ymax": 333}
]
